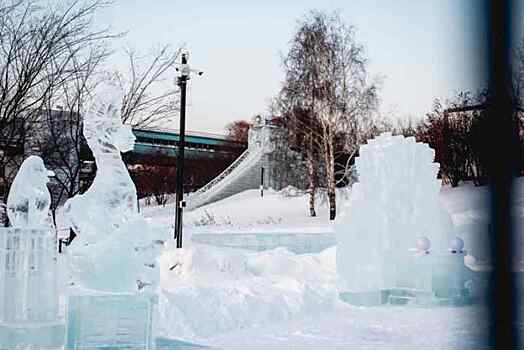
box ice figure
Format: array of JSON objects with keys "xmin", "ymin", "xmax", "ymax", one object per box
[
  {"xmin": 63, "ymin": 84, "xmax": 162, "ymax": 293},
  {"xmin": 6, "ymin": 156, "xmax": 53, "ymax": 227},
  {"xmin": 336, "ymin": 133, "xmax": 454, "ymax": 293},
  {"xmin": 0, "ymin": 157, "xmax": 63, "ymax": 349},
  {"xmin": 63, "ymin": 85, "xmax": 137, "ymax": 244}
]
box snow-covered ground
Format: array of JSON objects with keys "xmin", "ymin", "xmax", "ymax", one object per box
[
  {"xmin": 156, "ymin": 244, "xmax": 489, "ymax": 349},
  {"xmin": 143, "ymin": 188, "xmax": 348, "ymax": 234},
  {"xmin": 136, "ymin": 180, "xmax": 512, "ymax": 349}
]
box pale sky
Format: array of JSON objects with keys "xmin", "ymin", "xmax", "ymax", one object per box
[{"xmin": 98, "ymin": 1, "xmax": 486, "ymax": 134}]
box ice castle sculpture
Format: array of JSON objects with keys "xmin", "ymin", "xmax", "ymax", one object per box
[
  {"xmin": 0, "ymin": 156, "xmax": 64, "ymax": 349},
  {"xmin": 63, "ymin": 84, "xmax": 162, "ymax": 293},
  {"xmin": 336, "ymin": 133, "xmax": 474, "ymax": 306}
]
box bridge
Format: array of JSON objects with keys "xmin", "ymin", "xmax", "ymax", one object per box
[
  {"xmin": 131, "ymin": 127, "xmax": 245, "ymax": 160},
  {"xmin": 78, "ymin": 126, "xmax": 246, "ymax": 196}
]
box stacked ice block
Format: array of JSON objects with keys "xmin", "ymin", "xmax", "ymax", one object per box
[{"xmin": 66, "ymin": 293, "xmax": 153, "ymax": 350}]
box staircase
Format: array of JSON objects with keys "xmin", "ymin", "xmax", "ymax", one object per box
[{"xmin": 187, "ymin": 147, "xmax": 264, "ymax": 210}]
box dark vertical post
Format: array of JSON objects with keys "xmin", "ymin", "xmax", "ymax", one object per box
[
  {"xmin": 485, "ymin": 0, "xmax": 519, "ymax": 348},
  {"xmin": 260, "ymin": 167, "xmax": 264, "ymax": 197},
  {"xmin": 174, "ymin": 54, "xmax": 188, "ymax": 248}
]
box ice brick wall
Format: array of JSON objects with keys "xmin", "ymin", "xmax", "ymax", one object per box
[
  {"xmin": 0, "ymin": 227, "xmax": 58, "ymax": 323},
  {"xmin": 66, "ymin": 294, "xmax": 153, "ymax": 350},
  {"xmin": 191, "ymin": 232, "xmax": 336, "ymax": 254}
]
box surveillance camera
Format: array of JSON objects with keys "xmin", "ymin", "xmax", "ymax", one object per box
[{"xmin": 197, "ymin": 71, "xmax": 204, "ymax": 76}]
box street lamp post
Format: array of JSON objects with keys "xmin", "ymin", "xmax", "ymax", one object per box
[{"xmin": 174, "ymin": 52, "xmax": 203, "ymax": 248}]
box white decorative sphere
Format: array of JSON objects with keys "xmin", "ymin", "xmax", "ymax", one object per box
[
  {"xmin": 450, "ymin": 237, "xmax": 464, "ymax": 251},
  {"xmin": 416, "ymin": 236, "xmax": 431, "ymax": 251}
]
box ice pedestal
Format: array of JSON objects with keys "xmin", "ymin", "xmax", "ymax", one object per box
[
  {"xmin": 432, "ymin": 253, "xmax": 471, "ymax": 300},
  {"xmin": 340, "ymin": 250, "xmax": 473, "ymax": 306},
  {"xmin": 66, "ymin": 293, "xmax": 153, "ymax": 350},
  {"xmin": 0, "ymin": 227, "xmax": 64, "ymax": 349},
  {"xmin": 382, "ymin": 250, "xmax": 433, "ymax": 291},
  {"xmin": 191, "ymin": 232, "xmax": 336, "ymax": 254}
]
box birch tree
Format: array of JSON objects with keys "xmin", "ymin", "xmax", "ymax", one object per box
[{"xmin": 281, "ymin": 10, "xmax": 377, "ymax": 220}]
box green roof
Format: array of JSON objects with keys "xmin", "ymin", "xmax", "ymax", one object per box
[{"xmin": 133, "ymin": 128, "xmax": 231, "ymax": 146}]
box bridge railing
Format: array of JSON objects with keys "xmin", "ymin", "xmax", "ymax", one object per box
[
  {"xmin": 187, "ymin": 148, "xmax": 261, "ymax": 209},
  {"xmin": 190, "ymin": 149, "xmax": 251, "ymax": 195}
]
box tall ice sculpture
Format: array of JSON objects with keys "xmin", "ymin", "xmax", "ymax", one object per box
[
  {"xmin": 62, "ymin": 84, "xmax": 164, "ymax": 350},
  {"xmin": 0, "ymin": 156, "xmax": 64, "ymax": 349},
  {"xmin": 336, "ymin": 133, "xmax": 475, "ymax": 306},
  {"xmin": 63, "ymin": 84, "xmax": 162, "ymax": 293}
]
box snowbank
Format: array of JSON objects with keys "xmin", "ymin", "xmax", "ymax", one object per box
[{"xmin": 157, "ymin": 244, "xmax": 338, "ymax": 341}]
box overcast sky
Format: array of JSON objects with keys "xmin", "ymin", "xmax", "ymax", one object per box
[{"xmin": 97, "ymin": 0, "xmax": 486, "ymax": 134}]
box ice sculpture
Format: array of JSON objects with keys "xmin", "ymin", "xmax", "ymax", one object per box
[
  {"xmin": 63, "ymin": 85, "xmax": 137, "ymax": 244},
  {"xmin": 0, "ymin": 156, "xmax": 64, "ymax": 349},
  {"xmin": 63, "ymin": 85, "xmax": 162, "ymax": 293},
  {"xmin": 336, "ymin": 133, "xmax": 455, "ymax": 295},
  {"xmin": 6, "ymin": 155, "xmax": 52, "ymax": 227}
]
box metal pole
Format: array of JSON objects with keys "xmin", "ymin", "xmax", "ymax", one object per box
[
  {"xmin": 174, "ymin": 54, "xmax": 188, "ymax": 248},
  {"xmin": 260, "ymin": 167, "xmax": 264, "ymax": 197}
]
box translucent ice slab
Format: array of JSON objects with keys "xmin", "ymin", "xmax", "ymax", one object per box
[
  {"xmin": 66, "ymin": 293, "xmax": 153, "ymax": 350},
  {"xmin": 190, "ymin": 232, "xmax": 336, "ymax": 254}
]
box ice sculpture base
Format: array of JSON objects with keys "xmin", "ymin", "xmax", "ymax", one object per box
[
  {"xmin": 0, "ymin": 322, "xmax": 65, "ymax": 350},
  {"xmin": 340, "ymin": 288, "xmax": 471, "ymax": 307},
  {"xmin": 191, "ymin": 232, "xmax": 336, "ymax": 254},
  {"xmin": 339, "ymin": 252, "xmax": 476, "ymax": 307},
  {"xmin": 0, "ymin": 227, "xmax": 59, "ymax": 323},
  {"xmin": 66, "ymin": 292, "xmax": 153, "ymax": 350}
]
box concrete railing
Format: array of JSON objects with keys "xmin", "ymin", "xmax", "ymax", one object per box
[{"xmin": 187, "ymin": 148, "xmax": 264, "ymax": 210}]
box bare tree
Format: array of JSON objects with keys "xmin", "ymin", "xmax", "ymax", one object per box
[
  {"xmin": 225, "ymin": 119, "xmax": 250, "ymax": 144},
  {"xmin": 280, "ymin": 10, "xmax": 377, "ymax": 220},
  {"xmin": 35, "ymin": 42, "xmax": 110, "ymax": 224},
  {"xmin": 0, "ymin": 0, "xmax": 113, "ymax": 211},
  {"xmin": 273, "ymin": 90, "xmax": 321, "ymax": 216},
  {"xmin": 115, "ymin": 44, "xmax": 183, "ymax": 128}
]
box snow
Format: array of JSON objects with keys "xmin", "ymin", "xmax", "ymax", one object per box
[
  {"xmin": 157, "ymin": 245, "xmax": 338, "ymax": 340},
  {"xmin": 208, "ymin": 306, "xmax": 488, "ymax": 350},
  {"xmin": 142, "ymin": 188, "xmax": 345, "ymax": 234},
  {"xmin": 155, "ymin": 243, "xmax": 489, "ymax": 348},
  {"xmin": 137, "ymin": 169, "xmax": 505, "ymax": 348}
]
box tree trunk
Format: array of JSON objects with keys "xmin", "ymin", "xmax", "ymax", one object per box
[
  {"xmin": 323, "ymin": 128, "xmax": 336, "ymax": 220},
  {"xmin": 1, "ymin": 184, "xmax": 9, "ymax": 227},
  {"xmin": 307, "ymin": 137, "xmax": 317, "ymax": 217}
]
